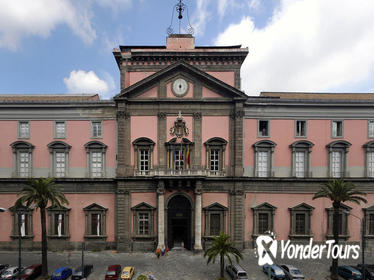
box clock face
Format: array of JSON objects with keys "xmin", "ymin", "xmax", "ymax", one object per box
[{"xmin": 172, "ymin": 78, "xmax": 189, "ymax": 96}]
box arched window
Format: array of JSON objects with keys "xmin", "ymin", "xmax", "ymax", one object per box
[
  {"xmin": 48, "ymin": 141, "xmax": 71, "ymax": 178},
  {"xmin": 84, "ymin": 141, "xmax": 107, "ymax": 178},
  {"xmin": 133, "ymin": 137, "xmax": 155, "ymax": 175},
  {"xmin": 10, "ymin": 141, "xmax": 34, "ymax": 178},
  {"xmin": 204, "ymin": 137, "xmax": 227, "ymax": 176},
  {"xmin": 290, "ymin": 140, "xmax": 314, "ymax": 178},
  {"xmin": 326, "ymin": 140, "xmax": 351, "ymax": 178},
  {"xmin": 253, "ymin": 140, "xmax": 276, "ymax": 177}
]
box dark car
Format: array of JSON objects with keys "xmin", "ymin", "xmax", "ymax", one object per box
[
  {"xmin": 356, "ymin": 264, "xmax": 374, "ymax": 279},
  {"xmin": 226, "ymin": 264, "xmax": 248, "ymax": 280},
  {"xmin": 0, "ymin": 266, "xmax": 24, "ymax": 280},
  {"xmin": 105, "ymin": 265, "xmax": 121, "ymax": 280},
  {"xmin": 331, "ymin": 265, "xmax": 362, "ymax": 280},
  {"xmin": 263, "ymin": 264, "xmax": 286, "ymax": 280},
  {"xmin": 20, "ymin": 264, "xmax": 42, "ymax": 280},
  {"xmin": 280, "ymin": 264, "xmax": 305, "ymax": 280},
  {"xmin": 51, "ymin": 267, "xmax": 72, "ymax": 280},
  {"xmin": 72, "ymin": 265, "xmax": 93, "ymax": 280}
]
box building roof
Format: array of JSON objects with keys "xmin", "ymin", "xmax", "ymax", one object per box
[
  {"xmin": 260, "ymin": 92, "xmax": 374, "ymax": 100},
  {"xmin": 0, "ymin": 94, "xmax": 100, "ymax": 102}
]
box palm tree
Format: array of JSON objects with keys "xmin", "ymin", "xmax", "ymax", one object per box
[
  {"xmin": 313, "ymin": 179, "xmax": 366, "ymax": 280},
  {"xmin": 204, "ymin": 232, "xmax": 243, "ymax": 279},
  {"xmin": 15, "ymin": 178, "xmax": 69, "ymax": 277}
]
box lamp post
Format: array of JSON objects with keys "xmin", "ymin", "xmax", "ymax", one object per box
[{"xmin": 344, "ymin": 210, "xmax": 366, "ymax": 280}]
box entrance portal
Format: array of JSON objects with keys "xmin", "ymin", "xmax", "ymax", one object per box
[{"xmin": 167, "ymin": 195, "xmax": 192, "ymax": 250}]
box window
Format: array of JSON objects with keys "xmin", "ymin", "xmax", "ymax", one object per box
[
  {"xmin": 363, "ymin": 141, "xmax": 374, "ymax": 177},
  {"xmin": 10, "ymin": 141, "xmax": 34, "ymax": 178},
  {"xmin": 258, "ymin": 120, "xmax": 269, "ymax": 137},
  {"xmin": 83, "ymin": 203, "xmax": 107, "ymax": 239},
  {"xmin": 84, "ymin": 141, "xmax": 107, "ymax": 178},
  {"xmin": 290, "ymin": 140, "xmax": 314, "ymax": 178},
  {"xmin": 47, "ymin": 206, "xmax": 70, "ymax": 238},
  {"xmin": 203, "ymin": 203, "xmax": 228, "ymax": 237},
  {"xmin": 327, "ymin": 140, "xmax": 351, "ymax": 178},
  {"xmin": 253, "ymin": 140, "xmax": 276, "ymax": 177},
  {"xmin": 9, "ymin": 205, "xmax": 34, "ymax": 239},
  {"xmin": 91, "ymin": 121, "xmax": 102, "ymax": 138},
  {"xmin": 133, "ymin": 138, "xmax": 155, "ymax": 175},
  {"xmin": 295, "ymin": 120, "xmax": 307, "ymax": 137},
  {"xmin": 370, "ymin": 214, "xmax": 374, "ymax": 235},
  {"xmin": 331, "ymin": 120, "xmax": 343, "ymax": 138},
  {"xmin": 166, "ymin": 138, "xmax": 193, "ymax": 174},
  {"xmin": 363, "ymin": 206, "xmax": 374, "ymax": 238},
  {"xmin": 204, "ymin": 137, "xmax": 227, "ymax": 176},
  {"xmin": 131, "ymin": 202, "xmax": 155, "ymax": 238},
  {"xmin": 252, "ymin": 202, "xmax": 276, "ymax": 237},
  {"xmin": 368, "ymin": 121, "xmax": 374, "ymax": 138},
  {"xmin": 289, "ymin": 203, "xmax": 314, "ymax": 239},
  {"xmin": 55, "ymin": 121, "xmax": 66, "ymax": 138},
  {"xmin": 48, "ymin": 141, "xmax": 71, "ymax": 178},
  {"xmin": 18, "ymin": 121, "xmax": 30, "ymax": 138},
  {"xmin": 326, "ymin": 204, "xmax": 350, "ymax": 239}
]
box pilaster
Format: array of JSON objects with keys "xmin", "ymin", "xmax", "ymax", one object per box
[
  {"xmin": 158, "ymin": 112, "xmax": 167, "ymax": 171},
  {"xmin": 194, "ymin": 181, "xmax": 203, "ymax": 251},
  {"xmin": 193, "ymin": 112, "xmax": 202, "ymax": 170},
  {"xmin": 116, "ymin": 182, "xmax": 131, "ymax": 252},
  {"xmin": 230, "ymin": 184, "xmax": 244, "ymax": 250},
  {"xmin": 117, "ymin": 104, "xmax": 132, "ymax": 177},
  {"xmin": 157, "ymin": 181, "xmax": 165, "ymax": 249}
]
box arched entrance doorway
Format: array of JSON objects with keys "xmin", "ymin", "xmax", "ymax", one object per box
[{"xmin": 167, "ymin": 194, "xmax": 192, "ymax": 250}]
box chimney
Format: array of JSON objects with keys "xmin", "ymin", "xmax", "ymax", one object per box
[{"xmin": 166, "ymin": 34, "xmax": 195, "ymax": 50}]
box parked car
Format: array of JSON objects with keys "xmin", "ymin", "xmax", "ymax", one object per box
[
  {"xmin": 280, "ymin": 264, "xmax": 305, "ymax": 280},
  {"xmin": 263, "ymin": 264, "xmax": 286, "ymax": 280},
  {"xmin": 105, "ymin": 265, "xmax": 121, "ymax": 280},
  {"xmin": 0, "ymin": 266, "xmax": 9, "ymax": 276},
  {"xmin": 51, "ymin": 267, "xmax": 72, "ymax": 280},
  {"xmin": 226, "ymin": 264, "xmax": 249, "ymax": 279},
  {"xmin": 20, "ymin": 264, "xmax": 42, "ymax": 280},
  {"xmin": 72, "ymin": 265, "xmax": 93, "ymax": 280},
  {"xmin": 357, "ymin": 264, "xmax": 374, "ymax": 279},
  {"xmin": 0, "ymin": 266, "xmax": 24, "ymax": 280},
  {"xmin": 331, "ymin": 265, "xmax": 362, "ymax": 280},
  {"xmin": 120, "ymin": 267, "xmax": 134, "ymax": 280}
]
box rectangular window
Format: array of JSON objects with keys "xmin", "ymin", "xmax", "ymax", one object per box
[
  {"xmin": 91, "ymin": 214, "xmax": 100, "ymax": 236},
  {"xmin": 139, "ymin": 149, "xmax": 149, "ymax": 172},
  {"xmin": 258, "ymin": 213, "xmax": 269, "ymax": 234},
  {"xmin": 369, "ymin": 214, "xmax": 374, "ymax": 235},
  {"xmin": 53, "ymin": 213, "xmax": 65, "ymax": 236},
  {"xmin": 174, "ymin": 149, "xmax": 184, "ymax": 170},
  {"xmin": 332, "ymin": 151, "xmax": 342, "ymax": 178},
  {"xmin": 55, "ymin": 152, "xmax": 65, "ymax": 178},
  {"xmin": 258, "ymin": 120, "xmax": 269, "ymax": 137},
  {"xmin": 369, "ymin": 121, "xmax": 374, "ymax": 138},
  {"xmin": 257, "ymin": 151, "xmax": 268, "ymax": 177},
  {"xmin": 332, "ymin": 120, "xmax": 343, "ymax": 137},
  {"xmin": 338, "ymin": 213, "xmax": 343, "ymax": 235},
  {"xmin": 91, "ymin": 152, "xmax": 102, "ymax": 177},
  {"xmin": 138, "ymin": 213, "xmax": 149, "ymax": 235},
  {"xmin": 55, "ymin": 121, "xmax": 66, "ymax": 138},
  {"xmin": 210, "ymin": 214, "xmax": 221, "ymax": 236},
  {"xmin": 210, "ymin": 149, "xmax": 220, "ymax": 171},
  {"xmin": 91, "ymin": 121, "xmax": 102, "ymax": 138},
  {"xmin": 295, "ymin": 213, "xmax": 306, "ymax": 234},
  {"xmin": 368, "ymin": 152, "xmax": 374, "ymax": 177},
  {"xmin": 295, "ymin": 152, "xmax": 305, "ymax": 178},
  {"xmin": 295, "ymin": 120, "xmax": 306, "ymax": 137},
  {"xmin": 19, "ymin": 121, "xmax": 30, "ymax": 138},
  {"xmin": 19, "ymin": 152, "xmax": 30, "ymax": 178},
  {"xmin": 18, "ymin": 214, "xmax": 29, "ymax": 236}
]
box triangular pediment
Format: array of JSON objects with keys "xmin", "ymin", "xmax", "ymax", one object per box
[
  {"xmin": 83, "ymin": 203, "xmax": 107, "ymax": 211},
  {"xmin": 47, "ymin": 205, "xmax": 71, "ymax": 211},
  {"xmin": 326, "ymin": 203, "xmax": 352, "ymax": 211},
  {"xmin": 289, "ymin": 203, "xmax": 315, "ymax": 211},
  {"xmin": 114, "ymin": 61, "xmax": 247, "ymax": 100},
  {"xmin": 203, "ymin": 202, "xmax": 228, "ymax": 211},
  {"xmin": 252, "ymin": 202, "xmax": 277, "ymax": 210},
  {"xmin": 131, "ymin": 202, "xmax": 156, "ymax": 210}
]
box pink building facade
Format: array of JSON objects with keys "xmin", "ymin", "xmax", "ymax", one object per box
[{"xmin": 1, "ymin": 35, "xmax": 374, "ymax": 251}]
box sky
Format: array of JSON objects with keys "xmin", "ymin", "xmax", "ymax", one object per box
[{"xmin": 1, "ymin": 0, "xmax": 374, "ymax": 99}]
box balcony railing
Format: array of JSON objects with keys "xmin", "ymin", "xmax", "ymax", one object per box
[{"xmin": 134, "ymin": 169, "xmax": 226, "ymax": 177}]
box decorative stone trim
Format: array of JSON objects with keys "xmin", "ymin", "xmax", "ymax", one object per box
[
  {"xmin": 251, "ymin": 202, "xmax": 277, "ymax": 238},
  {"xmin": 9, "ymin": 205, "xmax": 34, "ymax": 239},
  {"xmin": 326, "ymin": 203, "xmax": 351, "ymax": 240},
  {"xmin": 288, "ymin": 203, "xmax": 314, "ymax": 239},
  {"xmin": 83, "ymin": 203, "xmax": 108, "ymax": 239},
  {"xmin": 47, "ymin": 205, "xmax": 71, "ymax": 238}
]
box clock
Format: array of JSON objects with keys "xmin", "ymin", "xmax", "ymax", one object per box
[{"xmin": 172, "ymin": 78, "xmax": 189, "ymax": 96}]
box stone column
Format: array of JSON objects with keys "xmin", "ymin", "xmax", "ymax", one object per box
[
  {"xmin": 116, "ymin": 183, "xmax": 131, "ymax": 252},
  {"xmin": 157, "ymin": 182, "xmax": 165, "ymax": 249},
  {"xmin": 194, "ymin": 182, "xmax": 203, "ymax": 251}
]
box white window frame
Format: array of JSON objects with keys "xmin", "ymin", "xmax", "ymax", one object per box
[
  {"xmin": 133, "ymin": 137, "xmax": 155, "ymax": 176},
  {"xmin": 18, "ymin": 121, "xmax": 30, "ymax": 139},
  {"xmin": 48, "ymin": 141, "xmax": 71, "ymax": 178},
  {"xmin": 85, "ymin": 141, "xmax": 107, "ymax": 178},
  {"xmin": 369, "ymin": 120, "xmax": 374, "ymax": 138},
  {"xmin": 253, "ymin": 140, "xmax": 276, "ymax": 177},
  {"xmin": 258, "ymin": 120, "xmax": 270, "ymax": 137},
  {"xmin": 11, "ymin": 141, "xmax": 34, "ymax": 178},
  {"xmin": 295, "ymin": 120, "xmax": 307, "ymax": 138},
  {"xmin": 204, "ymin": 137, "xmax": 227, "ymax": 176},
  {"xmin": 54, "ymin": 121, "xmax": 66, "ymax": 139},
  {"xmin": 331, "ymin": 120, "xmax": 344, "ymax": 138},
  {"xmin": 327, "ymin": 140, "xmax": 351, "ymax": 178},
  {"xmin": 91, "ymin": 121, "xmax": 103, "ymax": 138}
]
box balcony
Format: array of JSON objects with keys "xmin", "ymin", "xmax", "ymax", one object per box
[{"xmin": 134, "ymin": 169, "xmax": 226, "ymax": 177}]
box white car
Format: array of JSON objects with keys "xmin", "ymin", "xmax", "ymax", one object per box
[{"xmin": 0, "ymin": 266, "xmax": 24, "ymax": 280}]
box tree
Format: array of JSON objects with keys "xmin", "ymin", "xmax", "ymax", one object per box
[
  {"xmin": 313, "ymin": 179, "xmax": 366, "ymax": 280},
  {"xmin": 204, "ymin": 232, "xmax": 243, "ymax": 279},
  {"xmin": 15, "ymin": 178, "xmax": 69, "ymax": 276}
]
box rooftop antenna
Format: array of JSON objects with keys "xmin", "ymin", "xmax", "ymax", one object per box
[{"xmin": 167, "ymin": 0, "xmax": 194, "ymax": 35}]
